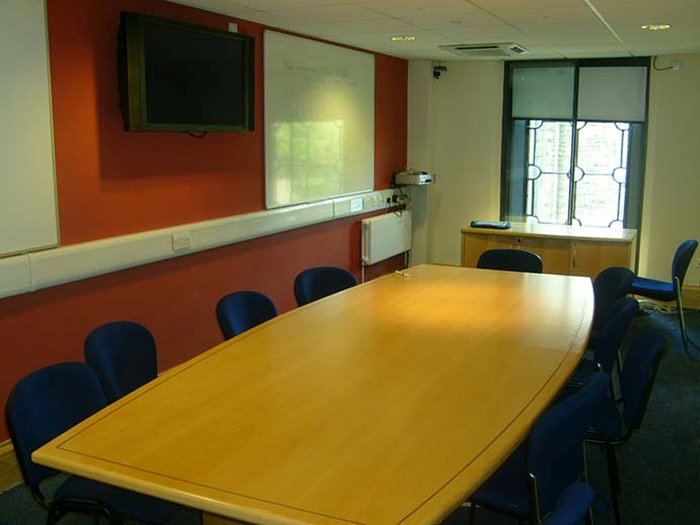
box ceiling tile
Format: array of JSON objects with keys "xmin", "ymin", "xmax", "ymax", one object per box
[
  {"xmin": 229, "ymin": 0, "xmax": 351, "ymax": 9},
  {"xmin": 550, "ymin": 45, "xmax": 633, "ymax": 59},
  {"xmin": 313, "ymin": 18, "xmax": 421, "ymax": 36},
  {"xmin": 166, "ymin": 0, "xmax": 700, "ymax": 60},
  {"xmin": 265, "ymin": 4, "xmax": 384, "ymax": 24},
  {"xmin": 368, "ymin": 0, "xmax": 483, "ymax": 18},
  {"xmin": 398, "ymin": 12, "xmax": 516, "ymax": 32},
  {"xmin": 167, "ymin": 0, "xmax": 264, "ymax": 18}
]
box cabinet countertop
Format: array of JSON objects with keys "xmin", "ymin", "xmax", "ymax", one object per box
[{"xmin": 462, "ymin": 222, "xmax": 637, "ymax": 243}]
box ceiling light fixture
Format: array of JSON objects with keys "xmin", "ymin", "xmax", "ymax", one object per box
[
  {"xmin": 641, "ymin": 23, "xmax": 671, "ymax": 31},
  {"xmin": 391, "ymin": 35, "xmax": 416, "ymax": 42}
]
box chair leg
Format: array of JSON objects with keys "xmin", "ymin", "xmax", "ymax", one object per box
[
  {"xmin": 587, "ymin": 507, "xmax": 595, "ymax": 525},
  {"xmin": 583, "ymin": 444, "xmax": 595, "ymax": 525},
  {"xmin": 605, "ymin": 443, "xmax": 622, "ymax": 525},
  {"xmin": 469, "ymin": 503, "xmax": 477, "ymax": 525},
  {"xmin": 675, "ymin": 278, "xmax": 689, "ymax": 348}
]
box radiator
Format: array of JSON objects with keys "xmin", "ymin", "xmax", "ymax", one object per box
[{"xmin": 361, "ymin": 211, "xmax": 412, "ymax": 266}]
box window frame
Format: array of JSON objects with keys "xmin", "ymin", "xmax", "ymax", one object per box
[{"xmin": 500, "ymin": 57, "xmax": 651, "ymax": 232}]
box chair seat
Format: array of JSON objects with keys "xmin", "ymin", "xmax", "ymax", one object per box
[
  {"xmin": 569, "ymin": 357, "xmax": 599, "ymax": 384},
  {"xmin": 470, "ymin": 443, "xmax": 531, "ymax": 518},
  {"xmin": 471, "ymin": 487, "xmax": 530, "ymax": 518},
  {"xmin": 56, "ymin": 475, "xmax": 178, "ymax": 523},
  {"xmin": 588, "ymin": 327, "xmax": 603, "ymax": 350},
  {"xmin": 543, "ymin": 483, "xmax": 594, "ymax": 525},
  {"xmin": 630, "ymin": 276, "xmax": 675, "ymax": 302}
]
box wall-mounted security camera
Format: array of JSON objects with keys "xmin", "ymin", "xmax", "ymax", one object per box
[{"xmin": 433, "ymin": 65, "xmax": 447, "ymax": 79}]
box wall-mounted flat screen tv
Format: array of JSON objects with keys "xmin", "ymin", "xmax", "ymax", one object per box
[{"xmin": 118, "ymin": 12, "xmax": 254, "ymax": 132}]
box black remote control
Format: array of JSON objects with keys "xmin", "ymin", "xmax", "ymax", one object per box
[{"xmin": 470, "ymin": 220, "xmax": 511, "ymax": 230}]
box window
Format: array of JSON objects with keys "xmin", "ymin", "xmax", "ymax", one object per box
[{"xmin": 501, "ymin": 59, "xmax": 649, "ymax": 230}]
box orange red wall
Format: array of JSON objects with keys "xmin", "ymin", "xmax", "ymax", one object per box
[{"xmin": 0, "ymin": 0, "xmax": 407, "ymax": 441}]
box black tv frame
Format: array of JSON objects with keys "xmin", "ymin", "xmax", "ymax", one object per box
[{"xmin": 118, "ymin": 11, "xmax": 254, "ymax": 132}]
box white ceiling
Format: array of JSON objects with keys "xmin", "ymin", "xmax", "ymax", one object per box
[{"xmin": 171, "ymin": 0, "xmax": 700, "ymax": 61}]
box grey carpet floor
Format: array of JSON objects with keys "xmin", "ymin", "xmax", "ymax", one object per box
[{"xmin": 1, "ymin": 307, "xmax": 698, "ymax": 524}]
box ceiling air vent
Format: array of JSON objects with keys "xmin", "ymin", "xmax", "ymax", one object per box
[{"xmin": 440, "ymin": 43, "xmax": 529, "ymax": 58}]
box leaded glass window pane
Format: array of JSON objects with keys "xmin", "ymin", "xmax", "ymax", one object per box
[{"xmin": 526, "ymin": 120, "xmax": 572, "ymax": 224}]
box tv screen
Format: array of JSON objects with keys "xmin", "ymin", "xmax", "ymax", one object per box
[{"xmin": 118, "ymin": 12, "xmax": 254, "ymax": 132}]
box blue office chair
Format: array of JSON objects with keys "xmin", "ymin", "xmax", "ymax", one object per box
[
  {"xmin": 468, "ymin": 372, "xmax": 609, "ymax": 524},
  {"xmin": 630, "ymin": 239, "xmax": 698, "ymax": 347},
  {"xmin": 570, "ymin": 297, "xmax": 638, "ymax": 388},
  {"xmin": 541, "ymin": 483, "xmax": 594, "ymax": 525},
  {"xmin": 5, "ymin": 362, "xmax": 179, "ymax": 525},
  {"xmin": 476, "ymin": 249, "xmax": 543, "ymax": 273},
  {"xmin": 592, "ymin": 267, "xmax": 634, "ymax": 330},
  {"xmin": 84, "ymin": 321, "xmax": 158, "ymax": 404},
  {"xmin": 586, "ymin": 329, "xmax": 666, "ymax": 525},
  {"xmin": 216, "ymin": 290, "xmax": 278, "ymax": 340},
  {"xmin": 294, "ymin": 266, "xmax": 357, "ymax": 306}
]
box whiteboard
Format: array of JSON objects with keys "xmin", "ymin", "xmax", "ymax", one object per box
[
  {"xmin": 264, "ymin": 31, "xmax": 375, "ymax": 209},
  {"xmin": 0, "ymin": 0, "xmax": 58, "ymax": 256}
]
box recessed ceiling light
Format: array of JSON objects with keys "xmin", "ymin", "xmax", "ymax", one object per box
[
  {"xmin": 391, "ymin": 35, "xmax": 416, "ymax": 42},
  {"xmin": 641, "ymin": 23, "xmax": 671, "ymax": 31}
]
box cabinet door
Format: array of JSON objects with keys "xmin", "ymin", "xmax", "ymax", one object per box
[
  {"xmin": 570, "ymin": 241, "xmax": 632, "ymax": 278},
  {"xmin": 515, "ymin": 237, "xmax": 571, "ymax": 275}
]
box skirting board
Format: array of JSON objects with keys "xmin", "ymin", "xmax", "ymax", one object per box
[
  {"xmin": 0, "ymin": 189, "xmax": 397, "ymax": 300},
  {"xmin": 682, "ymin": 285, "xmax": 700, "ymax": 310},
  {"xmin": 0, "ymin": 440, "xmax": 21, "ymax": 492}
]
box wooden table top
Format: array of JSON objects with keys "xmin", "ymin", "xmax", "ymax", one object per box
[{"xmin": 34, "ymin": 264, "xmax": 593, "ymax": 525}]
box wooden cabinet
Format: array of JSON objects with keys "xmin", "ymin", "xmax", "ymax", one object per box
[{"xmin": 461, "ymin": 223, "xmax": 637, "ymax": 279}]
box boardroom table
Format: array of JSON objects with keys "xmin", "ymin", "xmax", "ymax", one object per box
[{"xmin": 34, "ymin": 264, "xmax": 593, "ymax": 525}]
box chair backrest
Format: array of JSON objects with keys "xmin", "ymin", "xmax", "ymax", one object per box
[
  {"xmin": 620, "ymin": 329, "xmax": 666, "ymax": 431},
  {"xmin": 592, "ymin": 267, "xmax": 634, "ymax": 328},
  {"xmin": 84, "ymin": 321, "xmax": 158, "ymax": 403},
  {"xmin": 294, "ymin": 266, "xmax": 357, "ymax": 306},
  {"xmin": 671, "ymin": 239, "xmax": 698, "ymax": 290},
  {"xmin": 591, "ymin": 297, "xmax": 638, "ymax": 374},
  {"xmin": 528, "ymin": 372, "xmax": 609, "ymax": 518},
  {"xmin": 216, "ymin": 290, "xmax": 278, "ymax": 340},
  {"xmin": 5, "ymin": 362, "xmax": 107, "ymax": 491},
  {"xmin": 476, "ymin": 249, "xmax": 543, "ymax": 273}
]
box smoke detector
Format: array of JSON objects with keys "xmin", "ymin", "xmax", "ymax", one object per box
[{"xmin": 440, "ymin": 42, "xmax": 529, "ymax": 58}]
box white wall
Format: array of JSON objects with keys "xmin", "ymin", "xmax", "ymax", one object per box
[
  {"xmin": 406, "ymin": 61, "xmax": 433, "ymax": 265},
  {"xmin": 408, "ymin": 61, "xmax": 504, "ymax": 266},
  {"xmin": 408, "ymin": 55, "xmax": 700, "ymax": 285},
  {"xmin": 641, "ymin": 54, "xmax": 700, "ymax": 285}
]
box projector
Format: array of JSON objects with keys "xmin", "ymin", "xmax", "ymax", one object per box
[{"xmin": 394, "ymin": 170, "xmax": 435, "ymax": 186}]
